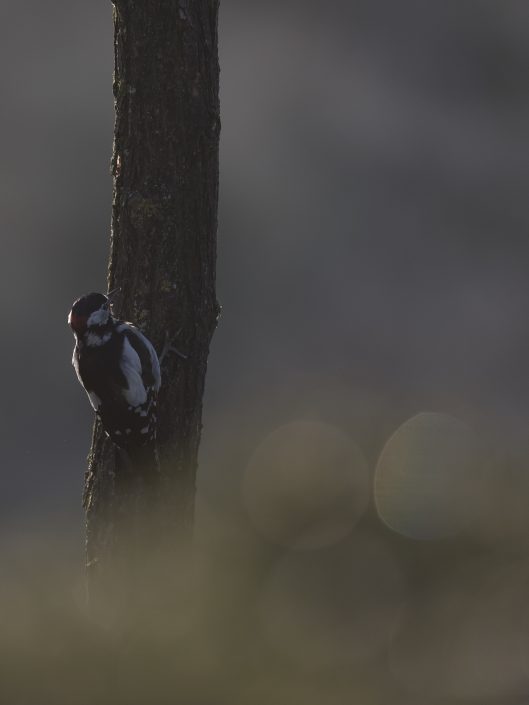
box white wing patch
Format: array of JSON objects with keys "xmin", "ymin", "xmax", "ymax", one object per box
[
  {"xmin": 120, "ymin": 337, "xmax": 148, "ymax": 406},
  {"xmin": 124, "ymin": 324, "xmax": 161, "ymax": 392}
]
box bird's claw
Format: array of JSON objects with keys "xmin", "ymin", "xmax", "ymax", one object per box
[{"xmin": 159, "ymin": 330, "xmax": 188, "ymax": 364}]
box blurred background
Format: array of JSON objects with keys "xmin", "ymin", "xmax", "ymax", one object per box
[{"xmin": 2, "ymin": 1, "xmax": 529, "ymax": 702}]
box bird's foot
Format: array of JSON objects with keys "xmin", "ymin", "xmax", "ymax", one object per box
[{"xmin": 159, "ymin": 329, "xmax": 188, "ymax": 365}]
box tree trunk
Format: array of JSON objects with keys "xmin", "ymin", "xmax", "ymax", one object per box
[{"xmin": 84, "ymin": 0, "xmax": 220, "ymax": 598}]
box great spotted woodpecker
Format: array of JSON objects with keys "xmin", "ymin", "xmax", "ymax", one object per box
[{"xmin": 68, "ymin": 292, "xmax": 161, "ymax": 454}]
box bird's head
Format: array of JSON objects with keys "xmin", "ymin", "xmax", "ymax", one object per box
[{"xmin": 68, "ymin": 290, "xmax": 117, "ymax": 336}]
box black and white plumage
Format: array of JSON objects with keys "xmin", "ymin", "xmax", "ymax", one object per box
[{"xmin": 68, "ymin": 292, "xmax": 161, "ymax": 454}]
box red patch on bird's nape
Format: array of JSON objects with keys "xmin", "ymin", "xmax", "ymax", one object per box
[{"xmin": 69, "ymin": 312, "xmax": 88, "ymax": 334}]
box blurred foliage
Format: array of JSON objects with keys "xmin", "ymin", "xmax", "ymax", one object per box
[{"xmin": 3, "ymin": 414, "xmax": 529, "ymax": 703}]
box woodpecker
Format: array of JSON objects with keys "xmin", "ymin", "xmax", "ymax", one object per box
[{"xmin": 68, "ymin": 292, "xmax": 161, "ymax": 455}]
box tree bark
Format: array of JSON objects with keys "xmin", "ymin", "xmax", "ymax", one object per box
[{"xmin": 84, "ymin": 0, "xmax": 220, "ymax": 596}]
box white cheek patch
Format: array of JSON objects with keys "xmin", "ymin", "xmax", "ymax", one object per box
[
  {"xmin": 85, "ymin": 331, "xmax": 112, "ymax": 347},
  {"xmin": 87, "ymin": 307, "xmax": 109, "ymax": 327}
]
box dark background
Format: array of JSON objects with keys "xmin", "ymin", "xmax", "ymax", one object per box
[{"xmin": 2, "ymin": 2, "xmax": 529, "ymax": 702}]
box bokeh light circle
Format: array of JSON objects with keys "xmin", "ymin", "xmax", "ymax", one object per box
[
  {"xmin": 374, "ymin": 412, "xmax": 480, "ymax": 540},
  {"xmin": 242, "ymin": 421, "xmax": 369, "ymax": 549}
]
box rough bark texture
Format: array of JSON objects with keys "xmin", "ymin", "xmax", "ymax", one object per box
[{"xmin": 84, "ymin": 0, "xmax": 220, "ymax": 592}]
